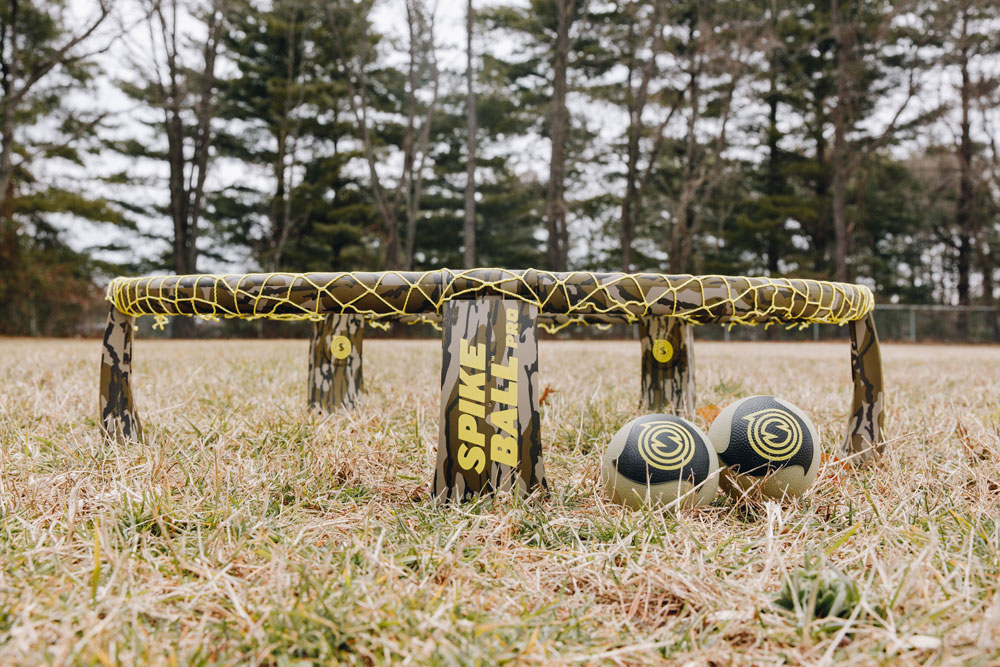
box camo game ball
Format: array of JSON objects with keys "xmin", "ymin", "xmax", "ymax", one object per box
[
  {"xmin": 601, "ymin": 414, "xmax": 720, "ymax": 509},
  {"xmin": 707, "ymin": 395, "xmax": 820, "ymax": 499}
]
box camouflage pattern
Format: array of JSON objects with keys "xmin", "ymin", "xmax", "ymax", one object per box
[
  {"xmin": 434, "ymin": 297, "xmax": 545, "ymax": 501},
  {"xmin": 842, "ymin": 312, "xmax": 886, "ymax": 463},
  {"xmin": 107, "ymin": 270, "xmax": 873, "ymax": 326},
  {"xmin": 99, "ymin": 304, "xmax": 142, "ymax": 443},
  {"xmin": 102, "ymin": 269, "xmax": 885, "ymax": 466},
  {"xmin": 308, "ymin": 313, "xmax": 364, "ymax": 412},
  {"xmin": 639, "ymin": 317, "xmax": 695, "ymax": 416}
]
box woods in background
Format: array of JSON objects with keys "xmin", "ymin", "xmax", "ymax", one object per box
[{"xmin": 1, "ymin": 0, "xmax": 999, "ymax": 336}]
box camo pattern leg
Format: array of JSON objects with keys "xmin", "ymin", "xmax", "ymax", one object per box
[
  {"xmin": 639, "ymin": 317, "xmax": 695, "ymax": 416},
  {"xmin": 434, "ymin": 297, "xmax": 545, "ymax": 501},
  {"xmin": 309, "ymin": 313, "xmax": 364, "ymax": 412},
  {"xmin": 99, "ymin": 304, "xmax": 141, "ymax": 443},
  {"xmin": 842, "ymin": 312, "xmax": 886, "ymax": 463}
]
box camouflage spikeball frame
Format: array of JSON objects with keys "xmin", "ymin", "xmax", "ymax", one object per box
[{"xmin": 100, "ymin": 269, "xmax": 886, "ymax": 501}]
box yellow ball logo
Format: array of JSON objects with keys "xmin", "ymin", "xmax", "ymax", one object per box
[
  {"xmin": 637, "ymin": 420, "xmax": 696, "ymax": 471},
  {"xmin": 331, "ymin": 335, "xmax": 352, "ymax": 360},
  {"xmin": 652, "ymin": 339, "xmax": 673, "ymax": 363},
  {"xmin": 743, "ymin": 408, "xmax": 802, "ymax": 461}
]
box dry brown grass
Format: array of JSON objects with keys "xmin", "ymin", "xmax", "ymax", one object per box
[{"xmin": 1, "ymin": 336, "xmax": 999, "ymax": 665}]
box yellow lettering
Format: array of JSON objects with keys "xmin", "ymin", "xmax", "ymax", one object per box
[
  {"xmin": 490, "ymin": 434, "xmax": 518, "ymax": 467},
  {"xmin": 491, "ymin": 407, "xmax": 518, "ymax": 438},
  {"xmin": 458, "ymin": 443, "xmax": 486, "ymax": 473},
  {"xmin": 492, "ymin": 357, "xmax": 517, "ymax": 382},
  {"xmin": 458, "ymin": 414, "xmax": 484, "ymax": 447},
  {"xmin": 459, "ymin": 339, "xmax": 486, "ymax": 370},
  {"xmin": 505, "ymin": 310, "xmax": 519, "ymax": 348},
  {"xmin": 459, "ymin": 398, "xmax": 485, "ymax": 418},
  {"xmin": 459, "ymin": 368, "xmax": 486, "ymax": 403},
  {"xmin": 493, "ymin": 381, "xmax": 517, "ymax": 407}
]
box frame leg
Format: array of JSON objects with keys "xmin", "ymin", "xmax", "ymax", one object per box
[
  {"xmin": 434, "ymin": 296, "xmax": 546, "ymax": 501},
  {"xmin": 309, "ymin": 314, "xmax": 364, "ymax": 412},
  {"xmin": 842, "ymin": 312, "xmax": 886, "ymax": 463},
  {"xmin": 639, "ymin": 317, "xmax": 695, "ymax": 417},
  {"xmin": 100, "ymin": 305, "xmax": 141, "ymax": 443}
]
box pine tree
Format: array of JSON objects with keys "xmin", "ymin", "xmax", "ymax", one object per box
[
  {"xmin": 0, "ymin": 0, "xmax": 128, "ymax": 335},
  {"xmin": 767, "ymin": 0, "xmax": 933, "ymax": 281},
  {"xmin": 213, "ymin": 0, "xmax": 373, "ymax": 274}
]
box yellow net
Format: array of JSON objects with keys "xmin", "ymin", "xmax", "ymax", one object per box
[{"xmin": 106, "ymin": 269, "xmax": 874, "ymax": 331}]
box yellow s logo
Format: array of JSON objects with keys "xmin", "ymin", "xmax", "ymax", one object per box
[
  {"xmin": 331, "ymin": 335, "xmax": 352, "ymax": 360},
  {"xmin": 652, "ymin": 339, "xmax": 673, "ymax": 363},
  {"xmin": 743, "ymin": 409, "xmax": 803, "ymax": 461},
  {"xmin": 637, "ymin": 420, "xmax": 696, "ymax": 471}
]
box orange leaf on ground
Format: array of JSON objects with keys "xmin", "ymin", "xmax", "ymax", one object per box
[
  {"xmin": 696, "ymin": 404, "xmax": 721, "ymax": 425},
  {"xmin": 539, "ymin": 386, "xmax": 557, "ymax": 406}
]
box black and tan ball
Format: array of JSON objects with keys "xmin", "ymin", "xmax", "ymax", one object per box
[
  {"xmin": 707, "ymin": 395, "xmax": 820, "ymax": 499},
  {"xmin": 601, "ymin": 414, "xmax": 719, "ymax": 509}
]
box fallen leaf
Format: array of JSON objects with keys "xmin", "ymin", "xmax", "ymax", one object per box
[
  {"xmin": 697, "ymin": 404, "xmax": 721, "ymax": 426},
  {"xmin": 540, "ymin": 385, "xmax": 557, "ymax": 407}
]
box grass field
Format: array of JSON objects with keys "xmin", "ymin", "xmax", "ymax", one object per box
[{"xmin": 1, "ymin": 337, "xmax": 999, "ymax": 664}]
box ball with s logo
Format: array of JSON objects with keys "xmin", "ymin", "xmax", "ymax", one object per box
[
  {"xmin": 707, "ymin": 396, "xmax": 820, "ymax": 499},
  {"xmin": 601, "ymin": 414, "xmax": 720, "ymax": 509}
]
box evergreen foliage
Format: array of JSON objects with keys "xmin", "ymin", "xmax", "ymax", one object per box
[{"xmin": 0, "ymin": 0, "xmax": 126, "ymax": 335}]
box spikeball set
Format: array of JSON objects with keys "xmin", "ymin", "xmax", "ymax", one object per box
[{"xmin": 99, "ymin": 269, "xmax": 886, "ymax": 505}]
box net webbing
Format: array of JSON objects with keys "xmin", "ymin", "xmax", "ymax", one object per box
[{"xmin": 106, "ymin": 269, "xmax": 875, "ymax": 330}]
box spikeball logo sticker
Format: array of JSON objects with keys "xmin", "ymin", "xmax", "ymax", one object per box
[
  {"xmin": 637, "ymin": 420, "xmax": 695, "ymax": 471},
  {"xmin": 652, "ymin": 339, "xmax": 674, "ymax": 363},
  {"xmin": 330, "ymin": 335, "xmax": 352, "ymax": 360},
  {"xmin": 743, "ymin": 408, "xmax": 803, "ymax": 461}
]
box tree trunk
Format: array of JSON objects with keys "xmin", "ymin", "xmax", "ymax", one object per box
[
  {"xmin": 620, "ymin": 79, "xmax": 640, "ymax": 271},
  {"xmin": 977, "ymin": 230, "xmax": 997, "ymax": 341},
  {"xmin": 401, "ymin": 2, "xmax": 438, "ymax": 271},
  {"xmin": 831, "ymin": 0, "xmax": 849, "ymax": 283},
  {"xmin": 463, "ymin": 0, "xmax": 477, "ymax": 269},
  {"xmin": 955, "ymin": 14, "xmax": 973, "ymax": 340},
  {"xmin": 618, "ymin": 10, "xmax": 668, "ymax": 273},
  {"xmin": 0, "ymin": 121, "xmax": 13, "ymax": 223},
  {"xmin": 272, "ymin": 126, "xmax": 288, "ymax": 269},
  {"xmin": 170, "ymin": 116, "xmax": 197, "ymax": 340},
  {"xmin": 400, "ymin": 7, "xmax": 420, "ymax": 271},
  {"xmin": 620, "ymin": 162, "xmax": 636, "ymax": 271},
  {"xmin": 0, "ymin": 0, "xmax": 14, "ymax": 216},
  {"xmin": 668, "ymin": 56, "xmax": 700, "ymax": 274},
  {"xmin": 619, "ymin": 22, "xmax": 639, "ymax": 273},
  {"xmin": 0, "ymin": 112, "xmax": 14, "ymax": 220},
  {"xmin": 812, "ymin": 104, "xmax": 831, "ymax": 273},
  {"xmin": 158, "ymin": 0, "xmax": 224, "ymax": 338},
  {"xmin": 269, "ymin": 12, "xmax": 301, "ymax": 272},
  {"xmin": 765, "ymin": 44, "xmax": 781, "ymax": 276},
  {"xmin": 545, "ymin": 0, "xmax": 572, "ymax": 271}
]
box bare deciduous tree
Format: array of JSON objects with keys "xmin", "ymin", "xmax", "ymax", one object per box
[
  {"xmin": 615, "ymin": 2, "xmax": 687, "ymax": 272},
  {"xmin": 463, "ymin": 0, "xmax": 476, "ymax": 269},
  {"xmin": 664, "ymin": 3, "xmax": 758, "ymax": 274},
  {"xmin": 545, "ymin": 0, "xmax": 575, "ymax": 271},
  {"xmin": 326, "ymin": 0, "xmax": 439, "ymax": 271},
  {"xmin": 124, "ymin": 0, "xmax": 227, "ymax": 336}
]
